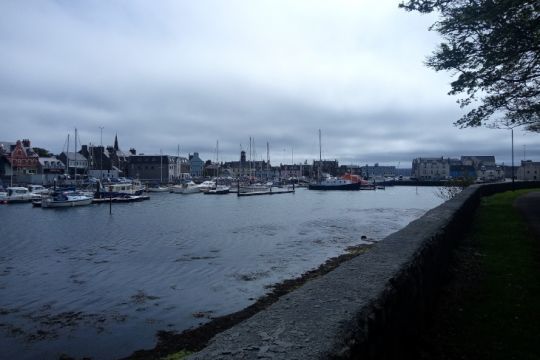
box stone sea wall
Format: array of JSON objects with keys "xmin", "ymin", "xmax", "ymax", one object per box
[{"xmin": 188, "ymin": 182, "xmax": 540, "ymax": 360}]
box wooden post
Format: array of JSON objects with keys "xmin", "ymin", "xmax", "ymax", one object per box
[{"xmin": 109, "ymin": 185, "xmax": 112, "ymax": 214}]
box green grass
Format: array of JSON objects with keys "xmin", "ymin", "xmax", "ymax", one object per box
[
  {"xmin": 436, "ymin": 189, "xmax": 540, "ymax": 359},
  {"xmin": 161, "ymin": 350, "xmax": 193, "ymax": 360}
]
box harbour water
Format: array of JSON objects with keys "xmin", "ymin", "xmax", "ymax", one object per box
[{"xmin": 0, "ymin": 186, "xmax": 443, "ymax": 359}]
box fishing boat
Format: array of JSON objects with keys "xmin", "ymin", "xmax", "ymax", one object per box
[
  {"xmin": 308, "ymin": 177, "xmax": 361, "ymax": 190},
  {"xmin": 308, "ymin": 130, "xmax": 360, "ymax": 191},
  {"xmin": 40, "ymin": 190, "xmax": 93, "ymax": 208}
]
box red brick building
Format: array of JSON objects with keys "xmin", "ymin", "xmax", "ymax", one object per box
[{"xmin": 4, "ymin": 139, "xmax": 39, "ymax": 175}]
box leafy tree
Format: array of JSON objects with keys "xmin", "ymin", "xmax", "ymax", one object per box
[
  {"xmin": 400, "ymin": 0, "xmax": 540, "ymax": 131},
  {"xmin": 32, "ymin": 147, "xmax": 52, "ymax": 157}
]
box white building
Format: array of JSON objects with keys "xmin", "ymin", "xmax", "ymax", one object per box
[
  {"xmin": 517, "ymin": 160, "xmax": 540, "ymax": 181},
  {"xmin": 477, "ymin": 165, "xmax": 505, "ymax": 182},
  {"xmin": 412, "ymin": 157, "xmax": 452, "ymax": 181}
]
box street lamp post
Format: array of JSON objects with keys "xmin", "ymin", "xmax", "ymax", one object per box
[{"xmin": 511, "ymin": 127, "xmax": 514, "ymax": 189}]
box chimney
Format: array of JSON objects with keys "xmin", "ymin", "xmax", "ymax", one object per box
[{"xmin": 129, "ymin": 148, "xmax": 136, "ymax": 155}]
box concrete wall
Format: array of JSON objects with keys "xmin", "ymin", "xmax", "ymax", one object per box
[{"xmin": 188, "ymin": 181, "xmax": 540, "ymax": 359}]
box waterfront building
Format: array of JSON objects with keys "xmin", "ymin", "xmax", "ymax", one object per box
[
  {"xmin": 80, "ymin": 144, "xmax": 118, "ymax": 179},
  {"xmin": 0, "ymin": 140, "xmax": 40, "ymax": 185},
  {"xmin": 412, "ymin": 157, "xmax": 452, "ymax": 181},
  {"xmin": 222, "ymin": 150, "xmax": 271, "ymax": 179},
  {"xmin": 517, "ymin": 160, "xmax": 540, "ymax": 181},
  {"xmin": 449, "ymin": 164, "xmax": 476, "ymax": 180},
  {"xmin": 128, "ymin": 154, "xmax": 186, "ymax": 183},
  {"xmin": 173, "ymin": 156, "xmax": 191, "ymax": 180},
  {"xmin": 58, "ymin": 151, "xmax": 88, "ymax": 179},
  {"xmin": 189, "ymin": 152, "xmax": 205, "ymax": 177},
  {"xmin": 477, "ymin": 165, "xmax": 505, "ymax": 182},
  {"xmin": 279, "ymin": 164, "xmax": 302, "ymax": 179},
  {"xmin": 413, "ymin": 155, "xmax": 502, "ymax": 182},
  {"xmin": 36, "ymin": 157, "xmax": 65, "ymax": 185},
  {"xmin": 359, "ymin": 163, "xmax": 397, "ymax": 180},
  {"xmin": 108, "ymin": 135, "xmax": 131, "ymax": 176},
  {"xmin": 461, "ymin": 155, "xmax": 496, "ymax": 169}
]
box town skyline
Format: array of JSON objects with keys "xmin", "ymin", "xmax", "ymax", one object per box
[{"xmin": 3, "ymin": 129, "xmax": 537, "ymax": 168}]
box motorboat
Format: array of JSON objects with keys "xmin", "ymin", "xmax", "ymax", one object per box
[
  {"xmin": 308, "ymin": 177, "xmax": 361, "ymax": 190},
  {"xmin": 196, "ymin": 181, "xmax": 216, "ymax": 193},
  {"xmin": 238, "ymin": 183, "xmax": 272, "ymax": 194},
  {"xmin": 41, "ymin": 190, "xmax": 93, "ymax": 208},
  {"xmin": 95, "ymin": 180, "xmax": 145, "ymax": 198},
  {"xmin": 146, "ymin": 184, "xmax": 170, "ymax": 192},
  {"xmin": 205, "ymin": 185, "xmax": 230, "ymax": 195},
  {"xmin": 27, "ymin": 184, "xmax": 50, "ymax": 195},
  {"xmin": 0, "ymin": 187, "xmax": 41, "ymax": 203},
  {"xmin": 170, "ymin": 181, "xmax": 200, "ymax": 194}
]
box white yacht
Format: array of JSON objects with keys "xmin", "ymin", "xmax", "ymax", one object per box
[
  {"xmin": 41, "ymin": 191, "xmax": 93, "ymax": 208},
  {"xmin": 27, "ymin": 184, "xmax": 50, "ymax": 195},
  {"xmin": 170, "ymin": 181, "xmax": 200, "ymax": 194},
  {"xmin": 0, "ymin": 187, "xmax": 40, "ymax": 203},
  {"xmin": 196, "ymin": 181, "xmax": 216, "ymax": 193}
]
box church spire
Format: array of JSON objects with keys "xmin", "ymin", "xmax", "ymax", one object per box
[{"xmin": 114, "ymin": 133, "xmax": 119, "ymax": 151}]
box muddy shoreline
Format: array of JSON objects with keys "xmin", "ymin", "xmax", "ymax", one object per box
[{"xmin": 125, "ymin": 243, "xmax": 373, "ymax": 359}]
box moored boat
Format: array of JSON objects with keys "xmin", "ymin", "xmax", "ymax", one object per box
[
  {"xmin": 41, "ymin": 191, "xmax": 93, "ymax": 208},
  {"xmin": 308, "ymin": 129, "xmax": 360, "ymax": 191},
  {"xmin": 27, "ymin": 184, "xmax": 50, "ymax": 195},
  {"xmin": 146, "ymin": 185, "xmax": 170, "ymax": 192},
  {"xmin": 0, "ymin": 187, "xmax": 41, "ymax": 203},
  {"xmin": 196, "ymin": 181, "xmax": 216, "ymax": 193},
  {"xmin": 308, "ymin": 178, "xmax": 361, "ymax": 190},
  {"xmin": 170, "ymin": 181, "xmax": 200, "ymax": 194},
  {"xmin": 205, "ymin": 185, "xmax": 230, "ymax": 195},
  {"xmin": 94, "ymin": 180, "xmax": 145, "ymax": 198}
]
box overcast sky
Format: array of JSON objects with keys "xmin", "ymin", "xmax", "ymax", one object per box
[{"xmin": 1, "ymin": 0, "xmax": 537, "ymax": 166}]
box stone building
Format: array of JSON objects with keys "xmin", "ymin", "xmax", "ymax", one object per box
[
  {"xmin": 517, "ymin": 160, "xmax": 540, "ymax": 181},
  {"xmin": 412, "ymin": 157, "xmax": 452, "ymax": 181},
  {"xmin": 128, "ymin": 154, "xmax": 187, "ymax": 183}
]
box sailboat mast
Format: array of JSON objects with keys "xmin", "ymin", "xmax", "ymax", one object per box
[
  {"xmin": 266, "ymin": 142, "xmax": 269, "ymax": 182},
  {"xmin": 160, "ymin": 149, "xmax": 163, "ymax": 184},
  {"xmin": 318, "ymin": 129, "xmax": 322, "ymax": 183},
  {"xmin": 177, "ymin": 144, "xmax": 180, "ymax": 181},
  {"xmin": 74, "ymin": 128, "xmax": 77, "ymax": 182},
  {"xmin": 249, "ymin": 137, "xmax": 252, "ymax": 182},
  {"xmin": 66, "ymin": 133, "xmax": 70, "ymax": 176}
]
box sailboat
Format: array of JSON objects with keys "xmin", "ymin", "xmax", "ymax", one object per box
[
  {"xmin": 146, "ymin": 150, "xmax": 170, "ymax": 192},
  {"xmin": 308, "ymin": 130, "xmax": 360, "ymax": 190},
  {"xmin": 205, "ymin": 140, "xmax": 230, "ymax": 195}
]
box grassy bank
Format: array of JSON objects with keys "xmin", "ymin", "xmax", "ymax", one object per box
[{"xmin": 419, "ymin": 189, "xmax": 540, "ymax": 360}]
